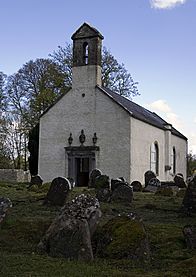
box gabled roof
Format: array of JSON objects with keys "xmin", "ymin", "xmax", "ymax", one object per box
[
  {"xmin": 71, "ymin": 22, "xmax": 104, "ymax": 40},
  {"xmin": 40, "ymin": 87, "xmax": 71, "ymax": 118},
  {"xmin": 97, "ymin": 86, "xmax": 187, "ymax": 140}
]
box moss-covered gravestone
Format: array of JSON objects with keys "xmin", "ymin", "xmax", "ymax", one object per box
[
  {"xmin": 38, "ymin": 194, "xmax": 102, "ymax": 261},
  {"xmin": 94, "ymin": 214, "xmax": 150, "ymax": 261}
]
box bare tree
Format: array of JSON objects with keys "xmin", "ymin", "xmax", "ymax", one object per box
[{"xmin": 50, "ymin": 44, "xmax": 139, "ymax": 98}]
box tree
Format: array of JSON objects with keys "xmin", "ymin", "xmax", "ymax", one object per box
[
  {"xmin": 50, "ymin": 44, "xmax": 139, "ymax": 98},
  {"xmin": 187, "ymin": 152, "xmax": 196, "ymax": 176},
  {"xmin": 6, "ymin": 58, "xmax": 68, "ymax": 128}
]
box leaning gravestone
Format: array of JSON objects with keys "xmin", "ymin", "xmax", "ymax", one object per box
[
  {"xmin": 0, "ymin": 197, "xmax": 12, "ymax": 225},
  {"xmin": 174, "ymin": 173, "xmax": 187, "ymax": 188},
  {"xmin": 88, "ymin": 169, "xmax": 102, "ymax": 188},
  {"xmin": 44, "ymin": 177, "xmax": 70, "ymax": 206},
  {"xmin": 38, "ymin": 194, "xmax": 102, "ymax": 261},
  {"xmin": 144, "ymin": 178, "xmax": 161, "ymax": 193},
  {"xmin": 183, "ymin": 225, "xmax": 196, "ymax": 249},
  {"xmin": 131, "ymin": 181, "xmax": 143, "ymax": 192},
  {"xmin": 182, "ymin": 174, "xmax": 196, "ymax": 214},
  {"xmin": 94, "ymin": 214, "xmax": 150, "ymax": 261},
  {"xmin": 111, "ymin": 183, "xmax": 133, "ymax": 203},
  {"xmin": 111, "ymin": 178, "xmax": 122, "ymax": 192},
  {"xmin": 144, "ymin": 170, "xmax": 156, "ymax": 187}
]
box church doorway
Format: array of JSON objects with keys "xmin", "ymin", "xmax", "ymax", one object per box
[
  {"xmin": 75, "ymin": 157, "xmax": 89, "ymax": 186},
  {"xmin": 65, "ymin": 146, "xmax": 99, "ymax": 187}
]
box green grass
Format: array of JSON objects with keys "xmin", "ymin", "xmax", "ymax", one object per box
[{"xmin": 0, "ymin": 182, "xmax": 196, "ymax": 276}]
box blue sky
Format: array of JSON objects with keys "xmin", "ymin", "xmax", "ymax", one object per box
[{"xmin": 0, "ymin": 0, "xmax": 195, "ymax": 153}]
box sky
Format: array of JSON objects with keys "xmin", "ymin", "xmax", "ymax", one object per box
[{"xmin": 0, "ymin": 0, "xmax": 195, "ymax": 154}]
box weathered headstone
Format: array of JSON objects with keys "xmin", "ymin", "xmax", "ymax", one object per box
[
  {"xmin": 30, "ymin": 175, "xmax": 43, "ymax": 187},
  {"xmin": 174, "ymin": 173, "xmax": 187, "ymax": 188},
  {"xmin": 96, "ymin": 188, "xmax": 111, "ymax": 202},
  {"xmin": 0, "ymin": 197, "xmax": 12, "ymax": 225},
  {"xmin": 88, "ymin": 169, "xmax": 102, "ymax": 188},
  {"xmin": 111, "ymin": 178, "xmax": 122, "ymax": 192},
  {"xmin": 144, "ymin": 170, "xmax": 156, "ymax": 187},
  {"xmin": 44, "ymin": 177, "xmax": 70, "ymax": 206},
  {"xmin": 94, "ymin": 174, "xmax": 110, "ymax": 190},
  {"xmin": 182, "ymin": 174, "xmax": 196, "ymax": 214},
  {"xmin": 38, "ymin": 194, "xmax": 102, "ymax": 261},
  {"xmin": 111, "ymin": 183, "xmax": 133, "ymax": 203},
  {"xmin": 183, "ymin": 225, "xmax": 196, "ymax": 249},
  {"xmin": 144, "ymin": 178, "xmax": 161, "ymax": 192},
  {"xmin": 131, "ymin": 181, "xmax": 143, "ymax": 192},
  {"xmin": 94, "ymin": 214, "xmax": 150, "ymax": 261}
]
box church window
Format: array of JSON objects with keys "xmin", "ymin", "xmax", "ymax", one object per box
[
  {"xmin": 83, "ymin": 42, "xmax": 89, "ymax": 65},
  {"xmin": 150, "ymin": 142, "xmax": 159, "ymax": 175},
  {"xmin": 171, "ymin": 147, "xmax": 176, "ymax": 175}
]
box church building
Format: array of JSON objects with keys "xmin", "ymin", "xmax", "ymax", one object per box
[{"xmin": 38, "ymin": 23, "xmax": 187, "ymax": 185}]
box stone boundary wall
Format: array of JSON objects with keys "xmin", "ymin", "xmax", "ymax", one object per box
[{"xmin": 0, "ymin": 169, "xmax": 31, "ymax": 183}]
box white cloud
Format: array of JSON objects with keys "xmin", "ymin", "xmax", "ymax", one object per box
[
  {"xmin": 194, "ymin": 117, "xmax": 196, "ymax": 124},
  {"xmin": 150, "ymin": 0, "xmax": 187, "ymax": 9},
  {"xmin": 146, "ymin": 99, "xmax": 183, "ymax": 130},
  {"xmin": 146, "ymin": 99, "xmax": 171, "ymax": 113},
  {"xmin": 146, "ymin": 99, "xmax": 196, "ymax": 154}
]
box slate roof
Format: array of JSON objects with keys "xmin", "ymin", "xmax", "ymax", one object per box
[
  {"xmin": 71, "ymin": 22, "xmax": 104, "ymax": 40},
  {"xmin": 97, "ymin": 86, "xmax": 187, "ymax": 140}
]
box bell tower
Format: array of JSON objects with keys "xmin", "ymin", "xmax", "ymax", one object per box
[{"xmin": 71, "ymin": 23, "xmax": 104, "ymax": 88}]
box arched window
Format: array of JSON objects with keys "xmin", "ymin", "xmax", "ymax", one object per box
[
  {"xmin": 150, "ymin": 142, "xmax": 159, "ymax": 175},
  {"xmin": 83, "ymin": 42, "xmax": 89, "ymax": 65},
  {"xmin": 171, "ymin": 147, "xmax": 176, "ymax": 175}
]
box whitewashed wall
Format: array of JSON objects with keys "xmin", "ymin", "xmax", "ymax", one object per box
[{"xmin": 39, "ymin": 65, "xmax": 131, "ymax": 183}]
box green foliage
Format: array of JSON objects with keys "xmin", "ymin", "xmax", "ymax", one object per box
[{"xmin": 187, "ymin": 152, "xmax": 196, "ymax": 176}]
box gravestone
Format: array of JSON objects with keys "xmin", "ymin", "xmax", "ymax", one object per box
[
  {"xmin": 67, "ymin": 177, "xmax": 75, "ymax": 189},
  {"xmin": 131, "ymin": 181, "xmax": 143, "ymax": 192},
  {"xmin": 30, "ymin": 175, "xmax": 43, "ymax": 187},
  {"xmin": 38, "ymin": 194, "xmax": 102, "ymax": 261},
  {"xmin": 174, "ymin": 173, "xmax": 187, "ymax": 188},
  {"xmin": 111, "ymin": 178, "xmax": 122, "ymax": 192},
  {"xmin": 0, "ymin": 197, "xmax": 12, "ymax": 225},
  {"xmin": 182, "ymin": 174, "xmax": 196, "ymax": 214},
  {"xmin": 94, "ymin": 214, "xmax": 150, "ymax": 261},
  {"xmin": 111, "ymin": 183, "xmax": 133, "ymax": 203},
  {"xmin": 96, "ymin": 188, "xmax": 111, "ymax": 202},
  {"xmin": 144, "ymin": 178, "xmax": 161, "ymax": 192},
  {"xmin": 44, "ymin": 177, "xmax": 70, "ymax": 206},
  {"xmin": 88, "ymin": 169, "xmax": 102, "ymax": 188},
  {"xmin": 183, "ymin": 225, "xmax": 196, "ymax": 249},
  {"xmin": 94, "ymin": 174, "xmax": 110, "ymax": 190},
  {"xmin": 144, "ymin": 170, "xmax": 156, "ymax": 187}
]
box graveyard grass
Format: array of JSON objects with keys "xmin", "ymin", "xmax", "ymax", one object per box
[{"xmin": 0, "ymin": 182, "xmax": 196, "ymax": 276}]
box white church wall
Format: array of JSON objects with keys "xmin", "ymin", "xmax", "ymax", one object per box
[
  {"xmin": 130, "ymin": 117, "xmax": 166, "ymax": 184},
  {"xmin": 95, "ymin": 88, "xmax": 131, "ymax": 181},
  {"xmin": 171, "ymin": 134, "xmax": 187, "ymax": 179},
  {"xmin": 39, "ymin": 84, "xmax": 98, "ymax": 183},
  {"xmin": 39, "ymin": 84, "xmax": 131, "ymax": 183}
]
